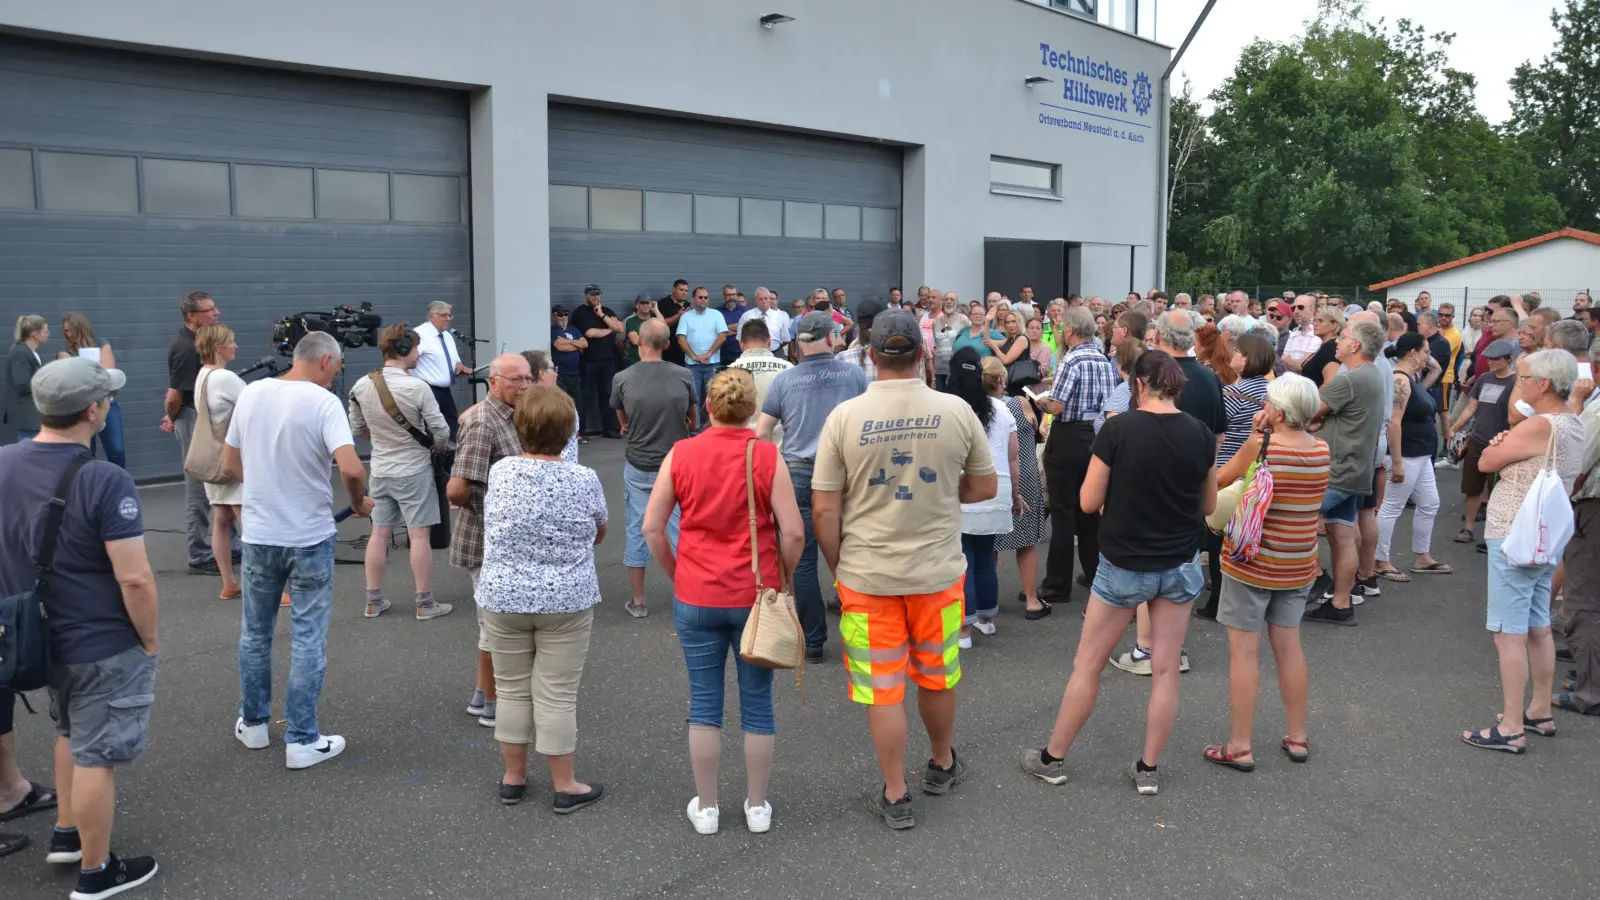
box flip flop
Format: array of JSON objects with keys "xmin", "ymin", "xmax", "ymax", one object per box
[
  {"xmin": 1410, "ymin": 562, "xmax": 1453, "ymax": 574},
  {"xmin": 0, "ymin": 832, "xmax": 27, "ymax": 858},
  {"xmin": 1376, "ymin": 568, "xmax": 1411, "ymax": 583},
  {"xmin": 0, "ymin": 781, "xmax": 58, "ymax": 822},
  {"xmin": 1203, "ymin": 744, "xmax": 1255, "ymax": 772}
]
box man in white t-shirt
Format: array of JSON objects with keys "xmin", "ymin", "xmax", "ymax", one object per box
[{"xmin": 222, "ymin": 331, "xmax": 373, "ymax": 770}]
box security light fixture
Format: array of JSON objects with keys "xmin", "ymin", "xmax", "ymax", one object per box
[
  {"xmin": 1024, "ymin": 76, "xmax": 1053, "ymax": 87},
  {"xmin": 760, "ymin": 13, "xmax": 795, "ymax": 29}
]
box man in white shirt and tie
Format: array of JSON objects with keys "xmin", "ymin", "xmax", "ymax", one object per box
[
  {"xmin": 737, "ymin": 286, "xmax": 792, "ymax": 355},
  {"xmin": 412, "ymin": 301, "xmax": 472, "ymax": 439}
]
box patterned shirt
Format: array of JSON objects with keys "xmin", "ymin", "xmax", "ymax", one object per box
[
  {"xmin": 477, "ymin": 458, "xmax": 606, "ymax": 615},
  {"xmin": 449, "ymin": 394, "xmax": 521, "ymax": 569},
  {"xmin": 1049, "ymin": 341, "xmax": 1117, "ymax": 422},
  {"xmin": 1221, "ymin": 439, "xmax": 1331, "ymax": 590},
  {"xmin": 838, "ymin": 344, "xmax": 878, "ymax": 382}
]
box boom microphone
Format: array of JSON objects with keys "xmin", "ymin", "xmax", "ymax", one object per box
[{"xmin": 237, "ymin": 357, "xmax": 279, "ymax": 378}]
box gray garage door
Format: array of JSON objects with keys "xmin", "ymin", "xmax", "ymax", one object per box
[
  {"xmin": 549, "ymin": 105, "xmax": 901, "ymax": 318},
  {"xmin": 0, "ymin": 36, "xmax": 472, "ymax": 481}
]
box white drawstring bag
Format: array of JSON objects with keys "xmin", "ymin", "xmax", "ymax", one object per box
[{"xmin": 1500, "ymin": 423, "xmax": 1575, "ymax": 567}]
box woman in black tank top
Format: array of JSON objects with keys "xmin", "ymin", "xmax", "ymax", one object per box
[{"xmin": 1373, "ymin": 334, "xmax": 1450, "ymax": 581}]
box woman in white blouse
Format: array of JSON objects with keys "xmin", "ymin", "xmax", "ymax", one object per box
[
  {"xmin": 948, "ymin": 350, "xmax": 1020, "ymax": 647},
  {"xmin": 195, "ymin": 324, "xmax": 248, "ymax": 600},
  {"xmin": 477, "ymin": 385, "xmax": 605, "ymax": 813}
]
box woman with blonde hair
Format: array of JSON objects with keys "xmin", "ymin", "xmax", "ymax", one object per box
[
  {"xmin": 645, "ymin": 368, "xmax": 803, "ymax": 835},
  {"xmin": 57, "ymin": 312, "xmax": 126, "ymax": 468},
  {"xmin": 478, "ymin": 384, "xmax": 607, "ymax": 810},
  {"xmin": 5, "ymin": 314, "xmax": 48, "ymax": 441},
  {"xmin": 195, "ymin": 324, "xmax": 249, "ymax": 598}
]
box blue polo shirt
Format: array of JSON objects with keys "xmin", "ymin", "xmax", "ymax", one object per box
[
  {"xmin": 677, "ymin": 307, "xmax": 729, "ymax": 363},
  {"xmin": 551, "ymin": 324, "xmax": 582, "ymax": 375}
]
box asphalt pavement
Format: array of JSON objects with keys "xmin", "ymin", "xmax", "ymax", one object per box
[{"xmin": 3, "ymin": 438, "xmax": 1595, "ymax": 899}]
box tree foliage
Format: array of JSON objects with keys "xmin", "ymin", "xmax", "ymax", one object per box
[
  {"xmin": 1509, "ymin": 0, "xmax": 1600, "ymax": 231},
  {"xmin": 1167, "ymin": 0, "xmax": 1564, "ymax": 291}
]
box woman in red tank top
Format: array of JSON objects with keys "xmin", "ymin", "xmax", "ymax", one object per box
[{"xmin": 643, "ymin": 369, "xmax": 803, "ymax": 837}]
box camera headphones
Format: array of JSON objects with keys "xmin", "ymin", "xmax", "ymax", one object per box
[{"xmin": 393, "ymin": 327, "xmax": 415, "ymax": 357}]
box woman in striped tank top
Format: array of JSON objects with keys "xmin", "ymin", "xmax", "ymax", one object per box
[{"xmin": 1203, "ymin": 374, "xmax": 1330, "ymax": 770}]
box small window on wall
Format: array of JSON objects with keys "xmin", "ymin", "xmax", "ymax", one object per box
[
  {"xmin": 644, "ymin": 191, "xmax": 692, "ymax": 232},
  {"xmin": 549, "ymin": 184, "xmax": 588, "ymax": 229},
  {"xmin": 0, "ymin": 148, "xmax": 33, "ymax": 209},
  {"xmin": 784, "ymin": 201, "xmax": 823, "ymax": 239},
  {"xmin": 236, "ymin": 165, "xmax": 313, "ymax": 218},
  {"xmin": 862, "ymin": 207, "xmax": 897, "ymax": 243},
  {"xmin": 990, "ymin": 156, "xmax": 1060, "ymax": 199},
  {"xmin": 393, "ymin": 174, "xmax": 461, "ymax": 223},
  {"xmin": 590, "ymin": 187, "xmax": 642, "ymax": 231},
  {"xmin": 694, "ymin": 195, "xmax": 739, "ymax": 235},
  {"xmin": 824, "ymin": 204, "xmax": 861, "ymax": 241},
  {"xmin": 38, "ymin": 152, "xmax": 138, "ymax": 213},
  {"xmin": 741, "ymin": 198, "xmax": 783, "ymax": 237},
  {"xmin": 143, "ymin": 158, "xmax": 231, "ymax": 216},
  {"xmin": 318, "ymin": 168, "xmax": 390, "ymax": 220}
]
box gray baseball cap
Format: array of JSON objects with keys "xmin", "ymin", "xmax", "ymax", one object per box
[
  {"xmin": 32, "ymin": 357, "xmax": 126, "ymax": 417},
  {"xmin": 1483, "ymin": 339, "xmax": 1518, "ymax": 359},
  {"xmin": 870, "ymin": 309, "xmax": 923, "ymax": 356},
  {"xmin": 794, "ymin": 310, "xmax": 838, "ymax": 342}
]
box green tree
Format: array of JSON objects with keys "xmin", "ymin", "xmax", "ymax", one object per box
[{"xmin": 1509, "ymin": 0, "xmax": 1600, "ymax": 231}]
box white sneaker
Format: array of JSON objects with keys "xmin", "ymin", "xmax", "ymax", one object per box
[
  {"xmin": 744, "ymin": 799, "xmax": 772, "ymax": 833},
  {"xmin": 286, "ymin": 734, "xmax": 346, "ymax": 770},
  {"xmin": 957, "ymin": 635, "xmax": 973, "ymax": 650},
  {"xmin": 973, "ymin": 619, "xmax": 996, "ymax": 636},
  {"xmin": 686, "ymin": 796, "xmax": 719, "ymax": 835},
  {"xmin": 1110, "ymin": 649, "xmax": 1153, "ymax": 676},
  {"xmin": 234, "ymin": 717, "xmax": 269, "ymax": 750}
]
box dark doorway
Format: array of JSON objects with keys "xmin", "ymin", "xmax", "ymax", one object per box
[{"xmin": 984, "ymin": 239, "xmax": 1068, "ymax": 303}]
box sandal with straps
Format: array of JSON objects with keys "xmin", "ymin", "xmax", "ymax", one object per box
[
  {"xmin": 1202, "ymin": 744, "xmax": 1255, "ymax": 772},
  {"xmin": 1280, "ymin": 737, "xmax": 1310, "ymax": 763},
  {"xmin": 1498, "ymin": 712, "xmax": 1556, "ymax": 737},
  {"xmin": 1461, "ymin": 725, "xmax": 1526, "ymax": 754}
]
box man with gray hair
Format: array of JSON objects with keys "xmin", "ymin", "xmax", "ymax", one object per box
[
  {"xmin": 1172, "ymin": 292, "xmax": 1192, "ymax": 310},
  {"xmin": 1036, "ymin": 306, "xmax": 1117, "ymax": 606},
  {"xmin": 223, "ymin": 331, "xmax": 372, "ymax": 769},
  {"xmin": 412, "ymin": 300, "xmax": 472, "ymax": 439},
  {"xmin": 1556, "ymin": 338, "xmax": 1600, "ymax": 716},
  {"xmin": 1303, "ymin": 318, "xmax": 1386, "ymax": 626},
  {"xmin": 737, "ymin": 286, "xmax": 792, "ymax": 354}
]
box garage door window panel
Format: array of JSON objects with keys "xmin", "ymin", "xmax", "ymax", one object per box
[
  {"xmin": 39, "ymin": 152, "xmax": 138, "ymax": 213},
  {"xmin": 694, "ymin": 195, "xmax": 739, "ymax": 235},
  {"xmin": 741, "ymin": 198, "xmax": 783, "ymax": 237},
  {"xmin": 590, "ymin": 187, "xmax": 642, "ymax": 231},
  {"xmin": 644, "ymin": 191, "xmax": 692, "ymax": 233},
  {"xmin": 550, "ymin": 184, "xmax": 588, "ymax": 229},
  {"xmin": 824, "ymin": 204, "xmax": 861, "ymax": 241},
  {"xmin": 862, "ymin": 207, "xmax": 897, "ymax": 242},
  {"xmin": 318, "ymin": 168, "xmax": 391, "ymax": 221},
  {"xmin": 0, "ymin": 148, "xmax": 33, "ymax": 209},
  {"xmin": 784, "ymin": 201, "xmax": 823, "ymax": 239},
  {"xmin": 234, "ymin": 165, "xmax": 314, "ymax": 219},
  {"xmin": 142, "ymin": 158, "xmax": 231, "ymax": 216},
  {"xmin": 393, "ymin": 173, "xmax": 461, "ymax": 223}
]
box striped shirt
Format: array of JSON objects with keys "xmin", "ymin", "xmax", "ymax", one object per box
[
  {"xmin": 1221, "ymin": 439, "xmax": 1331, "ymax": 590},
  {"xmin": 1049, "ymin": 341, "xmax": 1117, "ymax": 422},
  {"xmin": 1219, "ymin": 377, "xmax": 1270, "ymax": 465}
]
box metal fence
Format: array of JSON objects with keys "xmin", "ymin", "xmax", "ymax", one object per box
[
  {"xmin": 1433, "ymin": 288, "xmax": 1589, "ymax": 319},
  {"xmin": 1165, "ymin": 286, "xmax": 1590, "ymax": 318},
  {"xmin": 1167, "ymin": 285, "xmax": 1379, "ymax": 305}
]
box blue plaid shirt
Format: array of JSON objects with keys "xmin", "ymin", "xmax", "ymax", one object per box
[{"xmin": 1049, "ymin": 341, "xmax": 1117, "ymax": 422}]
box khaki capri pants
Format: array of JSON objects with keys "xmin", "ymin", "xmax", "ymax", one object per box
[{"xmin": 481, "ymin": 607, "xmax": 594, "ymax": 755}]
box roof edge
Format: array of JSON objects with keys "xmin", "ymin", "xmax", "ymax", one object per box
[{"xmin": 1368, "ymin": 228, "xmax": 1600, "ymax": 292}]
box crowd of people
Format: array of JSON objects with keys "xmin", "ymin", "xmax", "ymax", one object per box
[{"xmin": 1, "ymin": 280, "xmax": 1598, "ymax": 897}]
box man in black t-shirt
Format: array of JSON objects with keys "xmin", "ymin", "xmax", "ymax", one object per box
[
  {"xmin": 568, "ymin": 285, "xmax": 624, "ymax": 439},
  {"xmin": 656, "ymin": 279, "xmax": 690, "ymax": 367},
  {"xmin": 161, "ymin": 290, "xmax": 224, "ymax": 573}
]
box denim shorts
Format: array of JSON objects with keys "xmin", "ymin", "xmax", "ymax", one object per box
[
  {"xmin": 49, "ymin": 644, "xmax": 159, "ymax": 768},
  {"xmin": 672, "ymin": 599, "xmax": 775, "ymax": 734},
  {"xmin": 1091, "ymin": 553, "xmax": 1205, "ymax": 609},
  {"xmin": 1320, "ymin": 488, "xmax": 1360, "ymax": 527},
  {"xmin": 623, "ymin": 461, "xmax": 679, "ymax": 569},
  {"xmin": 1485, "ymin": 538, "xmax": 1554, "ymax": 636}
]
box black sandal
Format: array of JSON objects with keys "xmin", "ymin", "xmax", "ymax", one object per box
[
  {"xmin": 1500, "ymin": 712, "xmax": 1556, "ymax": 737},
  {"xmin": 1025, "ymin": 601, "xmax": 1053, "ymax": 620},
  {"xmin": 0, "ymin": 832, "xmax": 27, "ymax": 858},
  {"xmin": 0, "ymin": 781, "xmax": 57, "ymax": 822},
  {"xmin": 1461, "ymin": 725, "xmax": 1526, "ymax": 754}
]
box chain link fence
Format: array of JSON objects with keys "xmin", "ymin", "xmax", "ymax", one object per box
[
  {"xmin": 1167, "ymin": 285, "xmax": 1379, "ymax": 306},
  {"xmin": 1165, "ymin": 285, "xmax": 1592, "ymax": 318}
]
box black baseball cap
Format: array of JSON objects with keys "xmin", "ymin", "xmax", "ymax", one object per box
[
  {"xmin": 855, "ymin": 296, "xmax": 888, "ymax": 327},
  {"xmin": 551, "ymin": 305, "xmax": 570, "ymax": 316},
  {"xmin": 583, "ymin": 284, "xmax": 602, "ymax": 296},
  {"xmin": 871, "ymin": 309, "xmax": 923, "ymax": 356}
]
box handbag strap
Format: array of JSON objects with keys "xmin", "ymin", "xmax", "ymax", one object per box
[
  {"xmin": 745, "ymin": 439, "xmax": 763, "ymax": 590},
  {"xmin": 364, "ymin": 368, "xmax": 435, "ymax": 450},
  {"xmin": 36, "ymin": 455, "xmax": 90, "ymax": 579},
  {"xmin": 195, "ymin": 370, "xmax": 225, "ymax": 442}
]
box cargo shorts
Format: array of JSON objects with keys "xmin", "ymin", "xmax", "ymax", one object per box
[
  {"xmin": 837, "ymin": 579, "xmax": 964, "ymax": 706},
  {"xmin": 49, "ymin": 644, "xmax": 159, "ymax": 768}
]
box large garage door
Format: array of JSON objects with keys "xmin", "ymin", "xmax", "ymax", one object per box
[
  {"xmin": 0, "ymin": 36, "xmax": 472, "ymax": 480},
  {"xmin": 548, "ymin": 105, "xmax": 901, "ymax": 315}
]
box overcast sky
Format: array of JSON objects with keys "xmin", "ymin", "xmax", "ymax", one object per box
[{"xmin": 1155, "ymin": 0, "xmax": 1560, "ymax": 123}]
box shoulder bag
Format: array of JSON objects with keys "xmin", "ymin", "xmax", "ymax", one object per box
[
  {"xmin": 737, "ymin": 440, "xmax": 805, "ymax": 676},
  {"xmin": 1501, "ymin": 419, "xmax": 1576, "ymax": 567},
  {"xmin": 1208, "ymin": 427, "xmax": 1272, "ymax": 536},
  {"xmin": 1004, "ymin": 337, "xmax": 1042, "ymax": 392},
  {"xmin": 0, "ymin": 455, "xmax": 89, "ymax": 692},
  {"xmin": 362, "ymin": 368, "xmax": 453, "ymax": 550},
  {"xmin": 184, "ymin": 369, "xmax": 236, "ymax": 485}
]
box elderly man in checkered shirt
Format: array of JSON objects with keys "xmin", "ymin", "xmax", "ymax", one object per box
[{"xmin": 1036, "ymin": 306, "xmax": 1118, "ymax": 606}]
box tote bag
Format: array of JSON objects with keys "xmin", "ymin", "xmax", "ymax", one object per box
[{"xmin": 1501, "ymin": 423, "xmax": 1576, "ymax": 567}]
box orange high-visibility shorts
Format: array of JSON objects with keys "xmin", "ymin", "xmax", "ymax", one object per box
[{"xmin": 836, "ymin": 579, "xmax": 964, "ymax": 705}]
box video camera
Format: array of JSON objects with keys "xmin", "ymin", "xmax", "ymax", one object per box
[{"xmin": 271, "ymin": 302, "xmax": 382, "ymax": 357}]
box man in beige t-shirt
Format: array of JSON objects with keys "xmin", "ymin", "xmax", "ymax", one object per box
[{"xmin": 813, "ymin": 309, "xmax": 997, "ymax": 830}]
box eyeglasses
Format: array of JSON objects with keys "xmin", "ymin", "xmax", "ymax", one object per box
[{"xmin": 495, "ymin": 374, "xmax": 534, "ymax": 384}]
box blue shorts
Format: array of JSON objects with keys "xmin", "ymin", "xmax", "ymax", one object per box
[
  {"xmin": 1091, "ymin": 553, "xmax": 1205, "ymax": 609},
  {"xmin": 1485, "ymin": 538, "xmax": 1554, "ymax": 636},
  {"xmin": 1321, "ymin": 488, "xmax": 1360, "ymax": 527}
]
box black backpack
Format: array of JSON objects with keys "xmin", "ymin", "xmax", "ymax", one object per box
[{"xmin": 0, "ymin": 455, "xmax": 88, "ymax": 693}]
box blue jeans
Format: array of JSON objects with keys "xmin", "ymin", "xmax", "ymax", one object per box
[
  {"xmin": 623, "ymin": 460, "xmax": 679, "ymax": 568},
  {"xmin": 672, "ymin": 599, "xmax": 775, "ymax": 734},
  {"xmin": 91, "ymin": 398, "xmax": 126, "ymax": 469},
  {"xmin": 788, "ymin": 462, "xmax": 827, "ymax": 651},
  {"xmin": 687, "ymin": 363, "xmax": 717, "ymax": 428},
  {"xmin": 961, "ymin": 533, "xmax": 999, "ymax": 623},
  {"xmin": 238, "ymin": 538, "xmax": 336, "ymax": 745}
]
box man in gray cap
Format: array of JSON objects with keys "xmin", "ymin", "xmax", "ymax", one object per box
[
  {"xmin": 0, "ymin": 357, "xmax": 162, "ymax": 896},
  {"xmin": 755, "ymin": 310, "xmax": 869, "ymax": 660},
  {"xmin": 1448, "ymin": 338, "xmax": 1518, "ymax": 545}
]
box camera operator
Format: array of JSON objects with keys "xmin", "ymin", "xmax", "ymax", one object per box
[
  {"xmin": 412, "ymin": 301, "xmax": 472, "ymax": 440},
  {"xmin": 348, "ymin": 323, "xmax": 452, "ymax": 621},
  {"xmin": 162, "ymin": 290, "xmax": 231, "ymax": 575},
  {"xmin": 222, "ymin": 331, "xmax": 372, "ymax": 770}
]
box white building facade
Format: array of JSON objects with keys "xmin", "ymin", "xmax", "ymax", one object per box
[
  {"xmin": 0, "ymin": 0, "xmax": 1170, "ymax": 477},
  {"xmin": 1373, "ymin": 229, "xmax": 1600, "ymax": 315}
]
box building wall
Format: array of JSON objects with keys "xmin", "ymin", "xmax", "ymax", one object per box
[
  {"xmin": 0, "ymin": 0, "xmax": 1170, "ymax": 354},
  {"xmin": 1382, "ymin": 238, "xmax": 1600, "ymax": 315}
]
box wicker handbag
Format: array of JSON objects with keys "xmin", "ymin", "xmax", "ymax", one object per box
[{"xmin": 736, "ymin": 440, "xmax": 804, "ymax": 671}]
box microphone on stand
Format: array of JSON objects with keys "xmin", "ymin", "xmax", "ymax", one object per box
[
  {"xmin": 237, "ymin": 357, "xmax": 280, "ymax": 378},
  {"xmin": 451, "ymin": 328, "xmax": 490, "ymax": 344}
]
